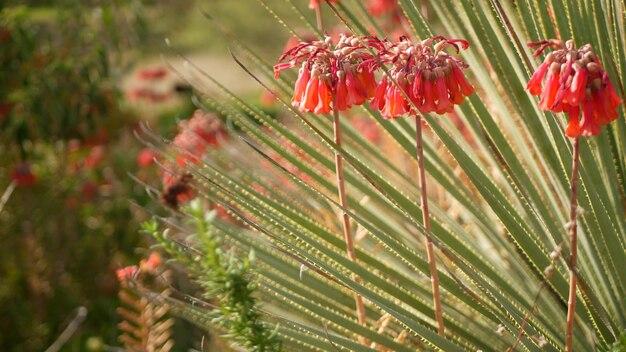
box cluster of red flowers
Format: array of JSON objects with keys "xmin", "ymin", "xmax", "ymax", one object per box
[
  {"xmin": 126, "ymin": 66, "xmax": 172, "ymax": 103},
  {"xmin": 372, "ymin": 36, "xmax": 474, "ymax": 118},
  {"xmin": 83, "ymin": 145, "xmax": 106, "ymax": 169},
  {"xmin": 275, "ymin": 34, "xmax": 474, "ymax": 119},
  {"xmin": 275, "ymin": 35, "xmax": 379, "ymax": 114},
  {"xmin": 172, "ymin": 110, "xmax": 228, "ymax": 166},
  {"xmin": 161, "ymin": 172, "xmax": 194, "ymax": 209},
  {"xmin": 116, "ymin": 252, "xmax": 162, "ymax": 283},
  {"xmin": 527, "ymin": 39, "xmax": 622, "ymax": 137},
  {"xmin": 159, "ymin": 110, "xmax": 228, "ymax": 209}
]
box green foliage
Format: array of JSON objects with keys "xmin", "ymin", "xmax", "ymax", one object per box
[
  {"xmin": 0, "ymin": 4, "xmax": 137, "ymax": 147},
  {"xmin": 147, "ymin": 0, "xmax": 626, "ymax": 351},
  {"xmin": 0, "ymin": 2, "xmax": 181, "ymax": 351},
  {"xmin": 146, "ymin": 201, "xmax": 282, "ymax": 352}
]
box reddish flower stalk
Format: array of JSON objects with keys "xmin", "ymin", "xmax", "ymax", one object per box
[
  {"xmin": 565, "ymin": 138, "xmax": 580, "ymax": 352},
  {"xmin": 332, "ymin": 100, "xmax": 368, "ymax": 342},
  {"xmin": 371, "ymin": 36, "xmax": 475, "ymax": 335},
  {"xmin": 414, "ymin": 113, "xmax": 445, "ymax": 335},
  {"xmin": 275, "ymin": 34, "xmax": 378, "ymax": 341},
  {"xmin": 526, "ymin": 39, "xmax": 622, "ymax": 352}
]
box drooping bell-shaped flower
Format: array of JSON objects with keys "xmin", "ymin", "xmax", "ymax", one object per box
[
  {"xmin": 372, "ymin": 36, "xmax": 474, "ymax": 119},
  {"xmin": 527, "ymin": 39, "xmax": 622, "ymax": 137},
  {"xmin": 275, "ymin": 34, "xmax": 379, "ymax": 114}
]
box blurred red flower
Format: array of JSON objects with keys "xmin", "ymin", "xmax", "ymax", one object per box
[
  {"xmin": 172, "ymin": 110, "xmax": 227, "ymax": 166},
  {"xmin": 136, "ymin": 148, "xmax": 157, "ymax": 168},
  {"xmin": 136, "ymin": 67, "xmax": 168, "ymax": 81},
  {"xmin": 116, "ymin": 265, "xmax": 138, "ymax": 283},
  {"xmin": 11, "ymin": 162, "xmax": 37, "ymax": 187},
  {"xmin": 140, "ymin": 252, "xmax": 162, "ymax": 272},
  {"xmin": 84, "ymin": 145, "xmax": 106, "ymax": 169}
]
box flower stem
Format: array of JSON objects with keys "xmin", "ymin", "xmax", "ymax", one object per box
[
  {"xmin": 333, "ymin": 105, "xmax": 368, "ymax": 343},
  {"xmin": 415, "ymin": 114, "xmax": 445, "ymax": 335},
  {"xmin": 565, "ymin": 137, "xmax": 580, "ymax": 352},
  {"xmin": 314, "ymin": 5, "xmax": 324, "ymax": 33}
]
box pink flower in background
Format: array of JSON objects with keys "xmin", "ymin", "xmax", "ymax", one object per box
[
  {"xmin": 0, "ymin": 102, "xmax": 13, "ymax": 121},
  {"xmin": 136, "ymin": 67, "xmax": 168, "ymax": 81},
  {"xmin": 136, "ymin": 148, "xmax": 157, "ymax": 168},
  {"xmin": 161, "ymin": 172, "xmax": 194, "ymax": 209},
  {"xmin": 83, "ymin": 145, "xmax": 106, "ymax": 169},
  {"xmin": 260, "ymin": 89, "xmax": 277, "ymax": 107},
  {"xmin": 367, "ymin": 0, "xmax": 399, "ymax": 16},
  {"xmin": 126, "ymin": 87, "xmax": 172, "ymax": 103},
  {"xmin": 180, "ymin": 110, "xmax": 228, "ymax": 147},
  {"xmin": 172, "ymin": 110, "xmax": 227, "ymax": 166},
  {"xmin": 81, "ymin": 181, "xmax": 99, "ymax": 201},
  {"xmin": 352, "ymin": 116, "xmax": 382, "ymax": 144},
  {"xmin": 140, "ymin": 252, "xmax": 162, "ymax": 272},
  {"xmin": 116, "ymin": 265, "xmax": 138, "ymax": 283},
  {"xmin": 11, "ymin": 162, "xmax": 37, "ymax": 187},
  {"xmin": 527, "ymin": 39, "xmax": 622, "ymax": 137}
]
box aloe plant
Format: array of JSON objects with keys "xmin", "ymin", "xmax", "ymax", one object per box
[{"xmin": 143, "ymin": 0, "xmax": 625, "ymax": 350}]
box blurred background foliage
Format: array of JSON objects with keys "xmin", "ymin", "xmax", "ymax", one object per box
[{"xmin": 0, "ymin": 0, "xmax": 291, "ymax": 351}]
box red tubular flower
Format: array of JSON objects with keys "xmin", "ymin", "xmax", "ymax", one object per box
[
  {"xmin": 539, "ymin": 63, "xmax": 560, "ymax": 111},
  {"xmin": 451, "ymin": 63, "xmax": 475, "ymax": 97},
  {"xmin": 527, "ymin": 40, "xmax": 622, "ymax": 137},
  {"xmin": 527, "ymin": 60, "xmax": 550, "ymax": 95},
  {"xmin": 346, "ymin": 69, "xmax": 367, "ymax": 106},
  {"xmin": 302, "ymin": 74, "xmax": 320, "ymax": 112},
  {"xmin": 566, "ymin": 63, "xmax": 587, "ymax": 106},
  {"xmin": 372, "ymin": 77, "xmax": 388, "ymax": 110},
  {"xmin": 434, "ymin": 70, "xmax": 452, "ymax": 114},
  {"xmin": 372, "ymin": 36, "xmax": 473, "ymax": 118},
  {"xmin": 315, "ymin": 78, "xmax": 333, "ymax": 114},
  {"xmin": 292, "ymin": 64, "xmax": 311, "ymax": 106},
  {"xmin": 420, "ymin": 76, "xmax": 436, "ymax": 113},
  {"xmin": 335, "ymin": 73, "xmax": 349, "ymax": 111},
  {"xmin": 275, "ymin": 34, "xmax": 378, "ymax": 114}
]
